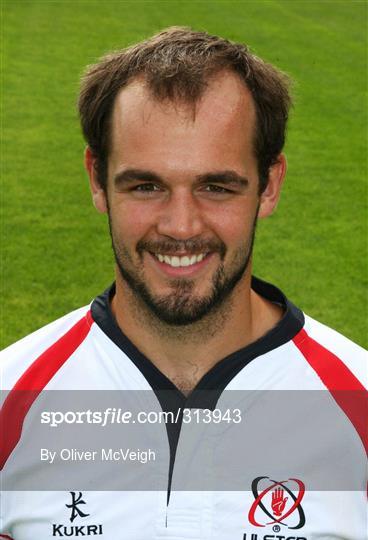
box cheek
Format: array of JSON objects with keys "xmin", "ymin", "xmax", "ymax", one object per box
[
  {"xmin": 110, "ymin": 201, "xmax": 155, "ymax": 242},
  {"xmin": 206, "ymin": 202, "xmax": 257, "ymax": 243}
]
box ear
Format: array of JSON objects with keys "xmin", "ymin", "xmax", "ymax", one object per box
[
  {"xmin": 84, "ymin": 147, "xmax": 108, "ymax": 213},
  {"xmin": 258, "ymin": 154, "xmax": 287, "ymax": 219}
]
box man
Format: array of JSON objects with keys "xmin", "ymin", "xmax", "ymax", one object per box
[{"xmin": 1, "ymin": 27, "xmax": 366, "ymax": 539}]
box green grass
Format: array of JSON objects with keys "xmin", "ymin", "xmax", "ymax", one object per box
[{"xmin": 2, "ymin": 0, "xmax": 367, "ymax": 348}]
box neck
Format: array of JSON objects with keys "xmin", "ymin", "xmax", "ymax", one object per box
[{"xmin": 111, "ymin": 270, "xmax": 282, "ymax": 395}]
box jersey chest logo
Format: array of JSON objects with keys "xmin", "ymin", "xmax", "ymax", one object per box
[
  {"xmin": 248, "ymin": 476, "xmax": 306, "ymax": 529},
  {"xmin": 243, "ymin": 476, "xmax": 307, "ymax": 540},
  {"xmin": 52, "ymin": 492, "xmax": 103, "ymax": 537}
]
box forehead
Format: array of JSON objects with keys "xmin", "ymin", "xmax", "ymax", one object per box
[{"xmin": 109, "ymin": 71, "xmax": 257, "ymax": 173}]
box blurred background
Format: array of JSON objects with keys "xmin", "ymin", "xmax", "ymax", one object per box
[{"xmin": 2, "ymin": 0, "xmax": 367, "ymax": 348}]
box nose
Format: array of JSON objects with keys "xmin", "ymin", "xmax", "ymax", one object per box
[{"xmin": 156, "ymin": 189, "xmax": 205, "ymax": 240}]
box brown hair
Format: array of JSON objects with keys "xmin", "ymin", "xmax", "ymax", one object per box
[{"xmin": 78, "ymin": 27, "xmax": 292, "ymax": 193}]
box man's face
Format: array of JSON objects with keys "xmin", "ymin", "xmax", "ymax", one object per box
[{"xmin": 93, "ymin": 72, "xmax": 279, "ymax": 325}]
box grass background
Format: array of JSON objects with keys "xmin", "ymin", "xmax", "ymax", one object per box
[{"xmin": 1, "ymin": 0, "xmax": 367, "ymax": 349}]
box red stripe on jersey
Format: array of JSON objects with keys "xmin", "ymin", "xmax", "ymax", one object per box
[
  {"xmin": 0, "ymin": 311, "xmax": 93, "ymax": 470},
  {"xmin": 0, "ymin": 535, "xmax": 15, "ymax": 539},
  {"xmin": 293, "ymin": 328, "xmax": 368, "ymax": 454}
]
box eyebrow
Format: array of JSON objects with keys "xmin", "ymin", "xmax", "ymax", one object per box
[
  {"xmin": 113, "ymin": 168, "xmax": 249, "ymax": 189},
  {"xmin": 196, "ymin": 171, "xmax": 249, "ymax": 188},
  {"xmin": 113, "ymin": 169, "xmax": 162, "ymax": 187}
]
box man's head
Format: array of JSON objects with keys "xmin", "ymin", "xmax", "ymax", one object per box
[
  {"xmin": 79, "ymin": 28, "xmax": 291, "ymax": 326},
  {"xmin": 79, "ymin": 26, "xmax": 291, "ymax": 194}
]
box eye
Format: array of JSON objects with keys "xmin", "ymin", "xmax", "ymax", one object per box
[
  {"xmin": 204, "ymin": 184, "xmax": 232, "ymax": 193},
  {"xmin": 128, "ymin": 183, "xmax": 165, "ymax": 198},
  {"xmin": 132, "ymin": 183, "xmax": 161, "ymax": 192},
  {"xmin": 199, "ymin": 184, "xmax": 235, "ymax": 196}
]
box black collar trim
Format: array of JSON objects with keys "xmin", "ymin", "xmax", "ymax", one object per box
[{"xmin": 91, "ymin": 276, "xmax": 304, "ymax": 406}]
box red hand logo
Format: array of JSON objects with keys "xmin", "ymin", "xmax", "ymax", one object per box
[{"xmin": 271, "ymin": 487, "xmax": 288, "ymax": 516}]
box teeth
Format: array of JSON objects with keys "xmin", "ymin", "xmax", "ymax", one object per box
[{"xmin": 155, "ymin": 253, "xmax": 207, "ymax": 267}]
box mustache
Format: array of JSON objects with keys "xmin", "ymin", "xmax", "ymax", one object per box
[{"xmin": 137, "ymin": 238, "xmax": 226, "ymax": 258}]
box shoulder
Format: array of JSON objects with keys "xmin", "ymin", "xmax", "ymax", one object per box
[
  {"xmin": 294, "ymin": 314, "xmax": 367, "ymax": 388},
  {"xmin": 1, "ymin": 306, "xmax": 92, "ymax": 391}
]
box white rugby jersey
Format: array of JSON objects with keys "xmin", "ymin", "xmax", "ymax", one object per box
[{"xmin": 1, "ymin": 277, "xmax": 367, "ymax": 540}]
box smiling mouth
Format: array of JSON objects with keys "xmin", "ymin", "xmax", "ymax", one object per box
[{"xmin": 152, "ymin": 253, "xmax": 208, "ymax": 268}]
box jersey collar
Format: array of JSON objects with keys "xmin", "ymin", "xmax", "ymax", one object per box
[{"xmin": 91, "ymin": 276, "xmax": 304, "ymax": 399}]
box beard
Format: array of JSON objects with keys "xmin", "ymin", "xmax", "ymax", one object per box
[{"xmin": 108, "ymin": 216, "xmax": 257, "ymax": 327}]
